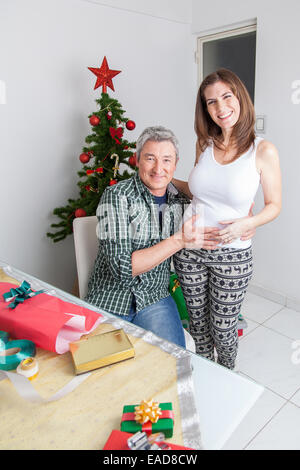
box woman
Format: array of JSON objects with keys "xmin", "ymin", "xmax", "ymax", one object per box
[{"xmin": 173, "ymin": 69, "xmax": 281, "ymax": 369}]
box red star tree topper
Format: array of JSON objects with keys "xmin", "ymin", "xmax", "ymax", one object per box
[{"xmin": 88, "ymin": 56, "xmax": 121, "ymax": 93}]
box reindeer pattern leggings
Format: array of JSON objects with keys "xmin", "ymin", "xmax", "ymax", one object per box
[{"xmin": 174, "ymin": 246, "xmax": 253, "ymax": 370}]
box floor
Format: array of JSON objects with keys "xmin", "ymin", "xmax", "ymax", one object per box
[{"xmin": 222, "ymin": 292, "xmax": 300, "ymax": 450}]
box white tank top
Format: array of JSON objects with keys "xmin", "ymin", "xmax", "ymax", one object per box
[{"xmin": 187, "ymin": 137, "xmax": 262, "ymax": 249}]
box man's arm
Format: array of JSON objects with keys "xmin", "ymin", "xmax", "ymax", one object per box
[
  {"xmin": 131, "ymin": 235, "xmax": 183, "ymax": 277},
  {"xmin": 98, "ymin": 187, "xmax": 218, "ymax": 280},
  {"xmin": 96, "ymin": 188, "xmax": 135, "ymax": 283},
  {"xmin": 131, "ymin": 214, "xmax": 218, "ymax": 277}
]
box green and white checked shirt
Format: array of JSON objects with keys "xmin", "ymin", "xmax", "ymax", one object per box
[{"xmin": 85, "ymin": 173, "xmax": 189, "ymax": 315}]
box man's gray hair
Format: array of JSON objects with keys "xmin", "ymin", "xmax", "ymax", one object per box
[{"xmin": 136, "ymin": 126, "xmax": 179, "ymax": 161}]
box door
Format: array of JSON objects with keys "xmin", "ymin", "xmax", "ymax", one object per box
[{"xmin": 197, "ymin": 25, "xmax": 257, "ymax": 103}]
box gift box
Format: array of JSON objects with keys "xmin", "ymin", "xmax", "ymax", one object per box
[
  {"xmin": 121, "ymin": 402, "xmax": 174, "ymax": 438},
  {"xmin": 0, "ymin": 281, "xmax": 103, "ymax": 353},
  {"xmin": 70, "ymin": 329, "xmax": 135, "ymax": 374},
  {"xmin": 103, "ymin": 430, "xmax": 194, "ymax": 450}
]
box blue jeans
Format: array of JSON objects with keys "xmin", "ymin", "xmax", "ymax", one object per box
[{"xmin": 113, "ymin": 296, "xmax": 186, "ymax": 348}]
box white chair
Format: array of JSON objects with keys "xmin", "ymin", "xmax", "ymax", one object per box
[
  {"xmin": 73, "ymin": 215, "xmax": 196, "ymax": 352},
  {"xmin": 73, "ymin": 216, "xmax": 99, "ymax": 299}
]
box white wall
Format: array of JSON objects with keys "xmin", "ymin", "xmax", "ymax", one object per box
[
  {"xmin": 82, "ymin": 0, "xmax": 192, "ymax": 23},
  {"xmin": 192, "ymin": 0, "xmax": 300, "ymax": 305},
  {"xmin": 0, "ymin": 0, "xmax": 195, "ymax": 292}
]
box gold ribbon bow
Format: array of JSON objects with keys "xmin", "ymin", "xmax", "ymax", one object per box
[{"xmin": 134, "ymin": 399, "xmax": 162, "ymax": 424}]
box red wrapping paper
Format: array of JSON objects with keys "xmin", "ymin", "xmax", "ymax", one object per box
[
  {"xmin": 103, "ymin": 430, "xmax": 194, "ymax": 450},
  {"xmin": 0, "ymin": 282, "xmax": 103, "ymax": 353}
]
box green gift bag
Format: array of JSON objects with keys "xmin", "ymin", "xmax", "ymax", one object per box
[{"xmin": 169, "ymin": 272, "xmax": 189, "ymax": 329}]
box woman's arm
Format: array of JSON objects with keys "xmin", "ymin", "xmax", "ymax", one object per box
[
  {"xmin": 171, "ymin": 178, "xmax": 193, "ymax": 199},
  {"xmin": 172, "ymin": 141, "xmax": 201, "ymax": 199},
  {"xmin": 218, "ymin": 141, "xmax": 282, "ymax": 243},
  {"xmin": 250, "ymin": 140, "xmax": 282, "ymax": 227}
]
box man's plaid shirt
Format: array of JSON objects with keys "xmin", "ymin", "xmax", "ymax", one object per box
[{"xmin": 85, "ymin": 173, "xmax": 189, "ymax": 315}]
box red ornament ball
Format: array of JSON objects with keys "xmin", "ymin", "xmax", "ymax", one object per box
[
  {"xmin": 129, "ymin": 153, "xmax": 137, "ymax": 167},
  {"xmin": 89, "ymin": 115, "xmax": 100, "ymax": 126},
  {"xmin": 126, "ymin": 120, "xmax": 136, "ymax": 131},
  {"xmin": 109, "ymin": 179, "xmax": 118, "ymax": 186},
  {"xmin": 79, "ymin": 153, "xmax": 90, "ymax": 164},
  {"xmin": 75, "ymin": 208, "xmax": 87, "ymax": 218}
]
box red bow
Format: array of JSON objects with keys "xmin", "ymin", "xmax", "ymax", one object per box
[{"xmin": 110, "ymin": 127, "xmax": 123, "ymax": 145}]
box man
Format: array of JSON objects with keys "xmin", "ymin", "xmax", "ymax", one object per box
[{"xmin": 85, "ymin": 126, "xmax": 217, "ymax": 347}]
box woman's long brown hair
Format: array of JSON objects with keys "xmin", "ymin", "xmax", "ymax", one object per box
[{"xmin": 195, "ymin": 69, "xmax": 256, "ymax": 158}]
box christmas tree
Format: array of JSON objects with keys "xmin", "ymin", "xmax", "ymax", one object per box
[{"xmin": 47, "ymin": 57, "xmax": 137, "ymax": 243}]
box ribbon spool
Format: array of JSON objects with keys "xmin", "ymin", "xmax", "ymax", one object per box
[
  {"xmin": 0, "ymin": 331, "xmax": 9, "ymax": 349},
  {"xmin": 0, "ymin": 336, "xmax": 36, "ymax": 371},
  {"xmin": 16, "ymin": 357, "xmax": 39, "ymax": 380}
]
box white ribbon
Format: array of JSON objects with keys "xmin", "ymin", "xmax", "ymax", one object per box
[{"xmin": 0, "ymin": 369, "xmax": 91, "ymax": 403}]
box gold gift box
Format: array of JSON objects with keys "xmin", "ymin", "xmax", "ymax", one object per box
[{"xmin": 69, "ymin": 329, "xmax": 135, "ymax": 375}]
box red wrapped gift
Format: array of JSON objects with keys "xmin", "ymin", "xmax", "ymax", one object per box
[
  {"xmin": 103, "ymin": 430, "xmax": 194, "ymax": 450},
  {"xmin": 0, "ymin": 282, "xmax": 103, "ymax": 353}
]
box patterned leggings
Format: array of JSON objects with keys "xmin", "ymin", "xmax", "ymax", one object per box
[{"xmin": 174, "ymin": 247, "xmax": 253, "ymax": 370}]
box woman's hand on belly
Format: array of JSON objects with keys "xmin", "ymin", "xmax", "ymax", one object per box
[
  {"xmin": 218, "ymin": 216, "xmax": 255, "ymax": 245},
  {"xmin": 218, "ymin": 202, "xmax": 256, "ymax": 244}
]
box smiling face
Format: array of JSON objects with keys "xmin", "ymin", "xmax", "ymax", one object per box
[
  {"xmin": 204, "ymin": 81, "xmax": 241, "ymax": 134},
  {"xmin": 137, "ymin": 139, "xmax": 177, "ymax": 196}
]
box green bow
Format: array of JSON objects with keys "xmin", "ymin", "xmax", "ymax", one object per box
[{"xmin": 3, "ymin": 280, "xmax": 44, "ymax": 309}]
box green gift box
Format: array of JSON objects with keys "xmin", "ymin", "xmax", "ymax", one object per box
[{"xmin": 121, "ymin": 402, "xmax": 174, "ymax": 437}]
